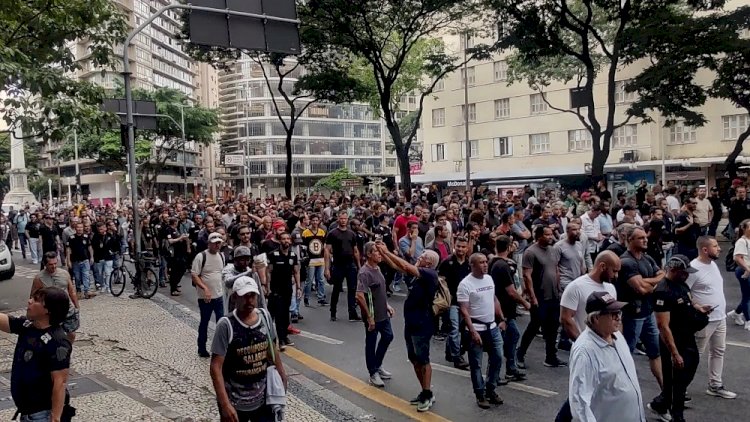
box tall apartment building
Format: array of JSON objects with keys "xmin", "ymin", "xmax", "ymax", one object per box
[
  {"xmin": 418, "ymin": 14, "xmax": 750, "ymax": 195},
  {"xmin": 218, "ymin": 57, "xmax": 397, "ymax": 196},
  {"xmin": 39, "ymin": 0, "xmax": 217, "ymax": 203}
]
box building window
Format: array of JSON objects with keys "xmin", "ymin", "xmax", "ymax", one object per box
[
  {"xmin": 615, "ymin": 80, "xmax": 637, "ymax": 104},
  {"xmin": 669, "ymin": 122, "xmax": 698, "ymax": 144},
  {"xmin": 530, "ymin": 133, "xmax": 550, "ymax": 154},
  {"xmin": 494, "ymin": 137, "xmax": 512, "ymax": 157},
  {"xmin": 494, "ymin": 98, "xmax": 510, "ymax": 119},
  {"xmin": 431, "ymin": 108, "xmax": 445, "ymax": 127},
  {"xmin": 434, "ymin": 79, "xmax": 444, "ymax": 92},
  {"xmin": 723, "ymin": 114, "xmax": 750, "ymax": 140},
  {"xmin": 431, "ymin": 143, "xmax": 446, "ymax": 161},
  {"xmin": 460, "ymin": 140, "xmax": 479, "ymax": 159},
  {"xmin": 461, "ymin": 103, "xmax": 477, "ymax": 123},
  {"xmin": 493, "ymin": 61, "xmax": 508, "ymax": 81},
  {"xmin": 460, "ymin": 66, "xmax": 476, "ymax": 86},
  {"xmin": 459, "ymin": 33, "xmax": 474, "ymax": 49},
  {"xmin": 530, "ymin": 93, "xmax": 548, "ymax": 114},
  {"xmin": 613, "ymin": 124, "xmax": 638, "ymax": 148},
  {"xmin": 568, "ymin": 129, "xmax": 593, "ymax": 151}
]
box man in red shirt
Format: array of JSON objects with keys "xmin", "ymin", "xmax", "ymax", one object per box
[{"xmin": 392, "ymin": 205, "xmax": 419, "ymax": 252}]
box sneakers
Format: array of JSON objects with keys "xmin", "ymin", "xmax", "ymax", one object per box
[
  {"xmin": 318, "ymin": 299, "xmax": 329, "ymax": 306},
  {"xmin": 330, "ymin": 315, "xmax": 337, "ymax": 322},
  {"xmin": 544, "ymin": 357, "xmax": 568, "ymax": 368},
  {"xmin": 476, "ymin": 395, "xmax": 491, "ymax": 409},
  {"xmin": 647, "ymin": 402, "xmax": 672, "ymax": 422},
  {"xmin": 706, "ymin": 385, "xmax": 737, "ymax": 399},
  {"xmin": 727, "ymin": 310, "xmax": 746, "ymax": 326},
  {"xmin": 287, "ymin": 325, "xmax": 301, "ymax": 335},
  {"xmin": 433, "ymin": 333, "xmax": 446, "ymax": 341},
  {"xmin": 506, "ymin": 370, "xmax": 527, "ymax": 382},
  {"xmin": 416, "ymin": 391, "xmax": 435, "ymax": 412},
  {"xmin": 369, "ymin": 373, "xmax": 385, "ymax": 388},
  {"xmin": 281, "ymin": 338, "xmax": 295, "ymax": 347},
  {"xmin": 348, "ymin": 314, "xmax": 362, "ymax": 322},
  {"xmin": 377, "ymin": 368, "xmax": 392, "ymax": 380},
  {"xmin": 304, "ymin": 298, "xmax": 310, "ymax": 307},
  {"xmin": 517, "ymin": 357, "xmax": 527, "ymax": 370},
  {"xmin": 486, "ymin": 390, "xmax": 504, "ymax": 405},
  {"xmin": 198, "ymin": 350, "xmax": 210, "ymax": 358},
  {"xmin": 409, "ymin": 392, "xmax": 423, "ymax": 405},
  {"xmin": 291, "ymin": 314, "xmax": 299, "ymax": 323},
  {"xmin": 745, "ymin": 321, "xmax": 750, "ymax": 331},
  {"xmin": 453, "ymin": 356, "xmax": 470, "ymax": 370}
]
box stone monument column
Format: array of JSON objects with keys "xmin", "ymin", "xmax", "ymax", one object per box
[{"xmin": 4, "ymin": 126, "xmax": 40, "ymax": 209}]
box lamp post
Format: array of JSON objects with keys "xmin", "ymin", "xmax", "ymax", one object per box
[
  {"xmin": 462, "ymin": 31, "xmax": 471, "ymax": 193},
  {"xmin": 47, "ymin": 178, "xmax": 52, "ymax": 202},
  {"xmin": 73, "ymin": 129, "xmax": 81, "ymax": 204}
]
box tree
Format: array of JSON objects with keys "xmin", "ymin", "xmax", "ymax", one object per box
[
  {"xmin": 303, "ymin": 0, "xmax": 493, "ymax": 193},
  {"xmin": 314, "ymin": 167, "xmax": 360, "ymax": 191},
  {"xmin": 626, "ymin": 6, "xmax": 750, "ymax": 178},
  {"xmin": 59, "ymin": 87, "xmax": 220, "ymax": 198},
  {"xmin": 179, "ymin": 4, "xmax": 368, "ymax": 199},
  {"xmin": 490, "ymin": 0, "xmax": 726, "ymax": 179},
  {"xmin": 0, "ymin": 0, "xmax": 126, "ymax": 139}
]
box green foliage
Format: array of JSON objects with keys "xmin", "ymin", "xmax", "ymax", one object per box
[
  {"xmin": 0, "ymin": 0, "xmax": 127, "ymax": 140},
  {"xmin": 0, "ymin": 132, "xmax": 40, "ymax": 175},
  {"xmin": 314, "ymin": 168, "xmax": 360, "ymax": 191}
]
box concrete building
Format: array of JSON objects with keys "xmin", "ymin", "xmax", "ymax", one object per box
[
  {"xmin": 416, "ymin": 9, "xmax": 750, "ymax": 196},
  {"xmin": 38, "ymin": 0, "xmax": 218, "ymax": 204},
  {"xmin": 218, "ymin": 57, "xmax": 397, "ymax": 196}
]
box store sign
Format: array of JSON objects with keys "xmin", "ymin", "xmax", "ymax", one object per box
[
  {"xmin": 409, "ymin": 163, "xmax": 423, "ymax": 175},
  {"xmin": 341, "ymin": 178, "xmax": 362, "ymax": 188},
  {"xmin": 609, "ymin": 171, "xmax": 655, "ymax": 184},
  {"xmin": 224, "ymin": 154, "xmax": 244, "ymax": 166}
]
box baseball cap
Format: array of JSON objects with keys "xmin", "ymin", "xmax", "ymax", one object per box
[
  {"xmin": 585, "ymin": 291, "xmax": 628, "ymax": 314},
  {"xmin": 666, "ymin": 254, "xmax": 698, "ymax": 273},
  {"xmin": 272, "ymin": 220, "xmax": 286, "ymax": 231},
  {"xmin": 233, "ymin": 246, "xmax": 253, "ymax": 259},
  {"xmin": 232, "ymin": 276, "xmax": 259, "ymax": 296},
  {"xmin": 208, "ymin": 232, "xmax": 224, "ymax": 244}
]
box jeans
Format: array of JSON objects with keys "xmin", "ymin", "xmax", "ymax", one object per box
[
  {"xmin": 734, "ymin": 268, "xmax": 750, "ymax": 320},
  {"xmin": 28, "ymin": 237, "xmax": 39, "ymax": 263},
  {"xmin": 660, "ymin": 339, "xmax": 699, "ymax": 419},
  {"xmin": 269, "ymin": 292, "xmax": 292, "ymax": 341},
  {"xmin": 708, "ymin": 219, "xmax": 720, "ymax": 237},
  {"xmin": 621, "ymin": 313, "xmax": 661, "ymax": 359},
  {"xmin": 518, "ymin": 299, "xmax": 560, "ymax": 362},
  {"xmin": 695, "ymin": 319, "xmax": 727, "ymax": 388},
  {"xmin": 445, "ymin": 305, "xmax": 461, "ymax": 361},
  {"xmin": 198, "ymin": 297, "xmax": 224, "ymax": 353},
  {"xmin": 290, "ymin": 283, "xmax": 300, "ymax": 316},
  {"xmin": 306, "ymin": 265, "xmax": 326, "ymax": 302},
  {"xmin": 330, "ymin": 263, "xmax": 358, "ymax": 317},
  {"xmin": 93, "ymin": 260, "xmax": 113, "ymax": 290},
  {"xmin": 365, "ymin": 318, "xmax": 394, "ymax": 375},
  {"xmin": 467, "ymin": 326, "xmax": 504, "ymax": 396},
  {"xmin": 159, "ymin": 256, "xmax": 168, "ymax": 284},
  {"xmin": 20, "ymin": 410, "xmax": 51, "ymax": 422},
  {"xmin": 72, "ymin": 260, "xmax": 91, "ymax": 293},
  {"xmin": 18, "ymin": 232, "xmax": 27, "ymax": 258},
  {"xmin": 502, "ymin": 319, "xmax": 521, "ymax": 372}
]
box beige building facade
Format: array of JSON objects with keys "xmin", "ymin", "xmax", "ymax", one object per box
[{"xmin": 417, "ymin": 8, "xmax": 750, "ymax": 195}]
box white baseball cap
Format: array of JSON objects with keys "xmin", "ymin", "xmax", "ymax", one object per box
[
  {"xmin": 233, "ymin": 276, "xmax": 259, "ymax": 296},
  {"xmin": 208, "ymin": 232, "xmax": 224, "ymax": 244}
]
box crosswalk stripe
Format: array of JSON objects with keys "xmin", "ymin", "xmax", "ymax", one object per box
[
  {"xmin": 431, "ymin": 363, "xmax": 558, "ymax": 398},
  {"xmin": 298, "ymin": 331, "xmax": 344, "ymax": 345},
  {"xmin": 727, "ymin": 340, "xmax": 750, "ymax": 348}
]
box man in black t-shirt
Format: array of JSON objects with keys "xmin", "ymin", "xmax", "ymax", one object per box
[
  {"xmin": 0, "ymin": 287, "xmax": 73, "ymax": 421},
  {"xmin": 65, "ymin": 222, "xmax": 95, "ymax": 298},
  {"xmin": 267, "ymin": 233, "xmax": 301, "ymax": 348},
  {"xmin": 325, "ymin": 211, "xmax": 361, "ymax": 321},
  {"xmin": 164, "ymin": 218, "xmax": 190, "ymax": 298},
  {"xmin": 674, "ymin": 198, "xmax": 701, "ymax": 260},
  {"xmin": 39, "ymin": 215, "xmax": 60, "ymax": 268},
  {"xmin": 26, "ymin": 214, "xmax": 42, "ymax": 265},
  {"xmin": 437, "ymin": 236, "xmax": 471, "ymax": 369},
  {"xmin": 491, "ymin": 236, "xmax": 530, "ymax": 381}
]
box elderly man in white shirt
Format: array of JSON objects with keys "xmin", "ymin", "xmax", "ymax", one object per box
[
  {"xmin": 569, "ymin": 291, "xmax": 646, "ymax": 422},
  {"xmin": 580, "ymin": 204, "xmax": 603, "ymax": 264}
]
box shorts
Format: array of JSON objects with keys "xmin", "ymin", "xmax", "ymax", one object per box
[
  {"xmin": 62, "ymin": 308, "xmax": 80, "ymax": 334},
  {"xmin": 622, "ymin": 313, "xmax": 660, "ymax": 359},
  {"xmin": 405, "ymin": 331, "xmax": 432, "ymax": 365}
]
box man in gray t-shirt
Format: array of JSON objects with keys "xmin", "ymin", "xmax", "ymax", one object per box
[
  {"xmin": 554, "ymin": 222, "xmax": 586, "ymax": 290},
  {"xmin": 355, "ymin": 241, "xmax": 395, "ymax": 387}
]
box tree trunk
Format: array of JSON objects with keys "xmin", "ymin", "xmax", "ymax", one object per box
[
  {"xmin": 396, "ymin": 147, "xmax": 412, "ymax": 195},
  {"xmin": 284, "ymin": 130, "xmax": 293, "ymax": 199},
  {"xmin": 726, "ymin": 126, "xmax": 750, "ymax": 180},
  {"xmin": 590, "ymin": 148, "xmax": 608, "ymax": 180}
]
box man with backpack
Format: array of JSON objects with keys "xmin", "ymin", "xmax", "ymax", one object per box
[{"xmin": 191, "ymin": 232, "xmax": 226, "ymax": 358}]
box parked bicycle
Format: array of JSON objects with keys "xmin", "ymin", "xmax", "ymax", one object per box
[{"xmin": 109, "ymin": 251, "xmax": 159, "ymax": 299}]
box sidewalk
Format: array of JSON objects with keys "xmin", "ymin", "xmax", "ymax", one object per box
[{"xmin": 0, "ymin": 294, "xmax": 373, "ymax": 421}]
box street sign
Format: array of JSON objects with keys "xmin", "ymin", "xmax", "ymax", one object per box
[
  {"xmin": 224, "ymin": 154, "xmax": 244, "ymax": 166},
  {"xmin": 341, "ymin": 178, "xmax": 362, "ymax": 188},
  {"xmin": 101, "ymin": 99, "xmax": 157, "ymax": 130}
]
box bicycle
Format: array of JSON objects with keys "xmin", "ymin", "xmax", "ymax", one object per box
[{"xmin": 109, "ymin": 251, "xmax": 159, "ymax": 299}]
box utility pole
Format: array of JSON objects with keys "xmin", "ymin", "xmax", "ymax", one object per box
[
  {"xmin": 73, "ymin": 129, "xmax": 81, "ymax": 204},
  {"xmin": 180, "ymin": 105, "xmax": 187, "ymax": 197},
  {"xmin": 462, "ymin": 32, "xmax": 471, "ymax": 193}
]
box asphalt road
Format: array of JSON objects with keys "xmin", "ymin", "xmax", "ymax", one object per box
[{"xmin": 3, "ymin": 245, "xmax": 750, "ymax": 421}]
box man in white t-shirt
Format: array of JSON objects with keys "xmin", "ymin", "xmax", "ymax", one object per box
[
  {"xmin": 686, "ymin": 236, "xmax": 737, "ymax": 399},
  {"xmin": 560, "ymin": 251, "xmax": 620, "ymax": 340},
  {"xmin": 457, "ymin": 253, "xmax": 506, "ymax": 409},
  {"xmin": 192, "ymin": 232, "xmax": 227, "ymax": 357},
  {"xmin": 693, "ymin": 187, "xmax": 713, "ymax": 235}
]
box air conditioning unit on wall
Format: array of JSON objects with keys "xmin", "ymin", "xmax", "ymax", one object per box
[{"xmin": 620, "ymin": 150, "xmax": 638, "ymax": 163}]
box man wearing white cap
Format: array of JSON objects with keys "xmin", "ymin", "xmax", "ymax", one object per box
[
  {"xmin": 211, "ymin": 276, "xmax": 287, "ymax": 422},
  {"xmin": 192, "ymin": 232, "xmax": 227, "ymax": 358}
]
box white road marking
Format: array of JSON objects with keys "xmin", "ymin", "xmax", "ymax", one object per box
[
  {"xmin": 727, "ymin": 340, "xmax": 750, "ymax": 349},
  {"xmin": 431, "ymin": 363, "xmax": 558, "ymax": 397},
  {"xmin": 298, "ymin": 331, "xmax": 344, "ymax": 345}
]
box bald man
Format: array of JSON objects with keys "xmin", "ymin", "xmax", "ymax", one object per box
[{"xmin": 560, "ymin": 251, "xmax": 622, "ymax": 341}]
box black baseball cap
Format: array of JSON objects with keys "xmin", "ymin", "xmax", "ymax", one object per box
[
  {"xmin": 585, "ymin": 291, "xmax": 628, "ymax": 314},
  {"xmin": 666, "ymin": 254, "xmax": 698, "ymax": 273}
]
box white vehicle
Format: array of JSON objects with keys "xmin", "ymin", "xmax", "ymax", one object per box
[{"xmin": 0, "ymin": 241, "xmax": 15, "ymax": 280}]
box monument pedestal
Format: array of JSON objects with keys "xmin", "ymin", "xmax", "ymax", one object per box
[{"xmin": 3, "ymin": 127, "xmax": 39, "ymax": 210}]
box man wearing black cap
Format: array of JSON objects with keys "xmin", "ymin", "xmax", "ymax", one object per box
[
  {"xmin": 569, "ymin": 291, "xmax": 645, "ymax": 422},
  {"xmin": 650, "ymin": 255, "xmax": 712, "ymax": 422}
]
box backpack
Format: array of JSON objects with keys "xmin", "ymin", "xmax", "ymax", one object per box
[
  {"xmin": 432, "ymin": 275, "xmax": 452, "ymax": 316},
  {"xmin": 198, "ymin": 250, "xmax": 226, "ymax": 274}
]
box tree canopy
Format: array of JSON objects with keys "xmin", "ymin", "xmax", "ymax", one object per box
[
  {"xmin": 314, "ymin": 167, "xmax": 360, "ymax": 191},
  {"xmin": 0, "ymin": 0, "xmax": 126, "ymax": 139}
]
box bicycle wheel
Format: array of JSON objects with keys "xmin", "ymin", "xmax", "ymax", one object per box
[
  {"xmin": 109, "ymin": 268, "xmax": 128, "ymax": 297},
  {"xmin": 140, "ymin": 268, "xmax": 159, "ymax": 299}
]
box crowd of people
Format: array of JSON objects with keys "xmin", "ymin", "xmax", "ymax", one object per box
[{"xmin": 1, "ymin": 176, "xmax": 749, "ymax": 421}]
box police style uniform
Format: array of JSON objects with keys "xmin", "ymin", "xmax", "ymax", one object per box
[
  {"xmin": 653, "ymin": 275, "xmax": 706, "ymax": 420},
  {"xmin": 267, "ymin": 249, "xmax": 298, "ymax": 344}
]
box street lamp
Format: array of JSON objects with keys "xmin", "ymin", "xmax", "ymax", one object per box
[{"xmin": 47, "ymin": 178, "xmax": 52, "ymax": 202}]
